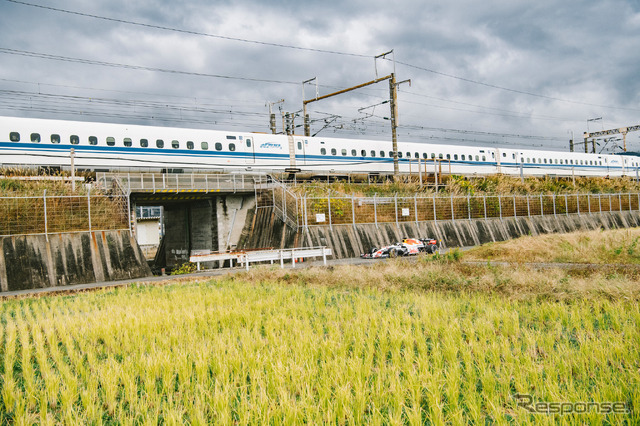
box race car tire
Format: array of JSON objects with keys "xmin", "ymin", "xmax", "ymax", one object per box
[
  {"xmin": 389, "ymin": 248, "xmax": 398, "ymax": 258},
  {"xmin": 429, "ymin": 245, "xmax": 438, "ymax": 254}
]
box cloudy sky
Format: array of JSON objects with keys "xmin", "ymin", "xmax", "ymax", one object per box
[{"xmin": 1, "ymin": 0, "xmax": 639, "ymax": 152}]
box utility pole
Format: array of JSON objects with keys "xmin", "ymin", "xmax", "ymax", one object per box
[
  {"xmin": 584, "ymin": 125, "xmax": 640, "ymax": 153},
  {"xmin": 267, "ymin": 99, "xmax": 284, "ymax": 134},
  {"xmin": 388, "ymin": 73, "xmax": 411, "ymax": 176}
]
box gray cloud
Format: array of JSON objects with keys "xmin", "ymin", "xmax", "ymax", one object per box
[{"xmin": 1, "ymin": 0, "xmax": 639, "ymax": 150}]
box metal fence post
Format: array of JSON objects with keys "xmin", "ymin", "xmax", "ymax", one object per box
[
  {"xmin": 588, "ymin": 193, "xmax": 591, "ymax": 213},
  {"xmin": 513, "ymin": 195, "xmax": 517, "ymax": 218},
  {"xmin": 618, "ymin": 193, "xmax": 622, "ymax": 211},
  {"xmin": 553, "ymin": 194, "xmax": 557, "ymax": 218},
  {"xmin": 598, "ymin": 194, "xmax": 602, "ymax": 213},
  {"xmin": 434, "ymin": 193, "xmax": 438, "ymax": 223},
  {"xmin": 414, "ymin": 194, "xmax": 419, "ymax": 226},
  {"xmin": 483, "ymin": 195, "xmax": 487, "ymax": 220},
  {"xmin": 498, "ymin": 195, "xmax": 502, "ymax": 220},
  {"xmin": 374, "ymin": 193, "xmax": 378, "ymax": 228},
  {"xmin": 527, "ymin": 194, "xmax": 531, "ymax": 218},
  {"xmin": 43, "ymin": 190, "xmax": 48, "ymax": 241},
  {"xmin": 351, "ymin": 196, "xmax": 356, "ymax": 228},
  {"xmin": 565, "ymin": 194, "xmax": 569, "ymax": 216},
  {"xmin": 304, "ymin": 195, "xmax": 308, "ymax": 228},
  {"xmin": 450, "ymin": 194, "xmax": 455, "ymax": 221},
  {"xmin": 540, "ymin": 194, "xmax": 544, "ymax": 216},
  {"xmin": 609, "ymin": 194, "xmax": 612, "ymax": 212},
  {"xmin": 394, "ymin": 194, "xmax": 399, "ymax": 227},
  {"xmin": 577, "ymin": 194, "xmax": 580, "ymax": 216},
  {"xmin": 467, "ymin": 195, "xmax": 471, "ymax": 220},
  {"xmin": 328, "ymin": 194, "xmax": 332, "ymax": 230},
  {"xmin": 87, "ymin": 188, "xmax": 92, "ymax": 232}
]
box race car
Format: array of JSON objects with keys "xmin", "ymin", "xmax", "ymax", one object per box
[{"xmin": 360, "ymin": 238, "xmax": 439, "ymax": 259}]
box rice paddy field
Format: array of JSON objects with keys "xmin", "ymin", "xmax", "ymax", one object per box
[{"xmin": 1, "ymin": 231, "xmax": 639, "ymax": 424}]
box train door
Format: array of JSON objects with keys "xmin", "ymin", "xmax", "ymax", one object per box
[
  {"xmin": 295, "ymin": 138, "xmax": 307, "ymax": 165},
  {"xmin": 243, "ymin": 135, "xmax": 255, "ymax": 164}
]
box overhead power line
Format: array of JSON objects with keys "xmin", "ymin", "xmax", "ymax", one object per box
[
  {"xmin": 0, "ymin": 47, "xmax": 300, "ymax": 85},
  {"xmin": 4, "ymin": 0, "xmax": 369, "ymax": 58}
]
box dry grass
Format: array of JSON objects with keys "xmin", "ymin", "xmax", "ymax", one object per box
[
  {"xmin": 232, "ymin": 255, "xmax": 640, "ymax": 302},
  {"xmin": 292, "ymin": 175, "xmax": 640, "ymax": 197},
  {"xmin": 465, "ymin": 227, "xmax": 640, "ymax": 265}
]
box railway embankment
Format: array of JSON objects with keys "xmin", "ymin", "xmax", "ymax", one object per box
[
  {"xmin": 0, "ymin": 230, "xmax": 151, "ymax": 292},
  {"xmin": 239, "ymin": 207, "xmax": 640, "ymax": 259}
]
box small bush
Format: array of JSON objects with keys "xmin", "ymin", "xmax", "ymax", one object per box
[{"xmin": 170, "ymin": 262, "xmax": 197, "ymax": 275}]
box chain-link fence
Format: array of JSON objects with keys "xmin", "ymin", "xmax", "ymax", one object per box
[
  {"xmin": 0, "ymin": 192, "xmax": 130, "ymax": 237},
  {"xmin": 294, "ymin": 192, "xmax": 640, "ymax": 228}
]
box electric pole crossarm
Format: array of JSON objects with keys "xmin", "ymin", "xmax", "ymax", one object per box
[
  {"xmin": 302, "ymin": 74, "xmax": 393, "ymax": 106},
  {"xmin": 584, "ymin": 124, "xmax": 640, "ymax": 153}
]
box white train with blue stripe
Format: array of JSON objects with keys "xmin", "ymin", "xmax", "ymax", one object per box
[{"xmin": 1, "ymin": 116, "xmax": 639, "ymax": 177}]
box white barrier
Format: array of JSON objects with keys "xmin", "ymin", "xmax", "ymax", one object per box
[{"xmin": 189, "ymin": 246, "xmax": 332, "ymax": 271}]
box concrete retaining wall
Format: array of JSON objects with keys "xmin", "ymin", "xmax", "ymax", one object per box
[
  {"xmin": 0, "ymin": 230, "xmax": 151, "ymax": 292},
  {"xmin": 239, "ymin": 209, "xmax": 640, "ymax": 259}
]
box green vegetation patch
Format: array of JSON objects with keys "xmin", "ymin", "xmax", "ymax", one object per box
[{"xmin": 0, "ymin": 277, "xmax": 638, "ymax": 424}]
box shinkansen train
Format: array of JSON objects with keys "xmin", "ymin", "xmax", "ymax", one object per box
[{"xmin": 1, "ymin": 115, "xmax": 639, "ymax": 177}]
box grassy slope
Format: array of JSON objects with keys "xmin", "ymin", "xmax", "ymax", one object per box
[{"xmin": 464, "ymin": 227, "xmax": 640, "ymax": 265}]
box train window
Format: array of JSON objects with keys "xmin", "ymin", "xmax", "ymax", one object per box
[
  {"xmin": 331, "ymin": 148, "xmax": 337, "ymax": 155},
  {"xmin": 370, "ymin": 150, "xmax": 376, "ymax": 157},
  {"xmin": 107, "ymin": 137, "xmax": 116, "ymax": 147},
  {"xmin": 482, "ymin": 155, "xmax": 486, "ymax": 161},
  {"xmin": 9, "ymin": 132, "xmax": 20, "ymax": 142},
  {"xmin": 380, "ymin": 151, "xmax": 385, "ymax": 157},
  {"xmin": 172, "ymin": 140, "xmax": 180, "ymax": 149},
  {"xmin": 89, "ymin": 136, "xmax": 98, "ymax": 146},
  {"xmin": 454, "ymin": 154, "xmax": 458, "ymax": 160},
  {"xmin": 431, "ymin": 153, "xmax": 435, "ymax": 159},
  {"xmin": 398, "ymin": 152, "xmax": 403, "ymax": 158},
  {"xmin": 156, "ymin": 139, "xmax": 164, "ymax": 148},
  {"xmin": 521, "ymin": 157, "xmax": 524, "ymax": 163},
  {"xmin": 297, "ymin": 142, "xmax": 302, "ymax": 150},
  {"xmin": 186, "ymin": 141, "xmax": 194, "ymax": 150},
  {"xmin": 590, "ymin": 160, "xmax": 593, "ymax": 165},
  {"xmin": 446, "ymin": 154, "xmax": 451, "ymax": 160},
  {"xmin": 215, "ymin": 143, "xmax": 222, "ymax": 151},
  {"xmin": 31, "ymin": 133, "xmax": 40, "ymax": 143},
  {"xmin": 226, "ymin": 135, "xmax": 236, "ymax": 140},
  {"xmin": 388, "ymin": 151, "xmax": 393, "ymax": 157},
  {"xmin": 554, "ymin": 159, "xmax": 558, "ymax": 164},
  {"xmin": 70, "ymin": 135, "xmax": 79, "ymax": 145},
  {"xmin": 570, "ymin": 160, "xmax": 574, "ymax": 164},
  {"xmin": 462, "ymin": 155, "xmax": 466, "ymax": 160},
  {"xmin": 406, "ymin": 152, "xmax": 411, "ymax": 158},
  {"xmin": 438, "ymin": 153, "xmax": 443, "ymax": 159},
  {"xmin": 321, "ymin": 148, "xmax": 326, "ymax": 155},
  {"xmin": 140, "ymin": 139, "xmax": 148, "ymax": 147},
  {"xmin": 342, "ymin": 149, "xmax": 347, "ymax": 156},
  {"xmin": 246, "ymin": 139, "xmax": 252, "ymax": 147},
  {"xmin": 544, "ymin": 159, "xmax": 547, "ymax": 164},
  {"xmin": 475, "ymin": 155, "xmax": 479, "ymax": 161},
  {"xmin": 361, "ymin": 150, "xmax": 366, "ymax": 156},
  {"xmin": 422, "ymin": 153, "xmax": 428, "ymax": 159},
  {"xmin": 351, "ymin": 149, "xmax": 356, "ymax": 156},
  {"xmin": 201, "ymin": 142, "xmax": 209, "ymax": 150},
  {"xmin": 512, "ymin": 153, "xmax": 516, "ymax": 159},
  {"xmin": 502, "ymin": 152, "xmax": 506, "ymax": 157},
  {"xmin": 491, "ymin": 152, "xmax": 495, "ymax": 158},
  {"xmin": 51, "ymin": 134, "xmax": 60, "ymax": 144},
  {"xmin": 229, "ymin": 143, "xmax": 236, "ymax": 151},
  {"xmin": 599, "ymin": 161, "xmax": 602, "ymax": 165},
  {"xmin": 124, "ymin": 138, "xmax": 132, "ymax": 147}
]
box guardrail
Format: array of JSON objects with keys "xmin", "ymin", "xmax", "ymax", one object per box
[
  {"xmin": 97, "ymin": 172, "xmax": 267, "ymax": 194},
  {"xmin": 189, "ymin": 246, "xmax": 332, "ymax": 270}
]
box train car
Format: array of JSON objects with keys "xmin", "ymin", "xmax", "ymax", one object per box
[{"xmin": 1, "ymin": 115, "xmax": 639, "ymax": 177}]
